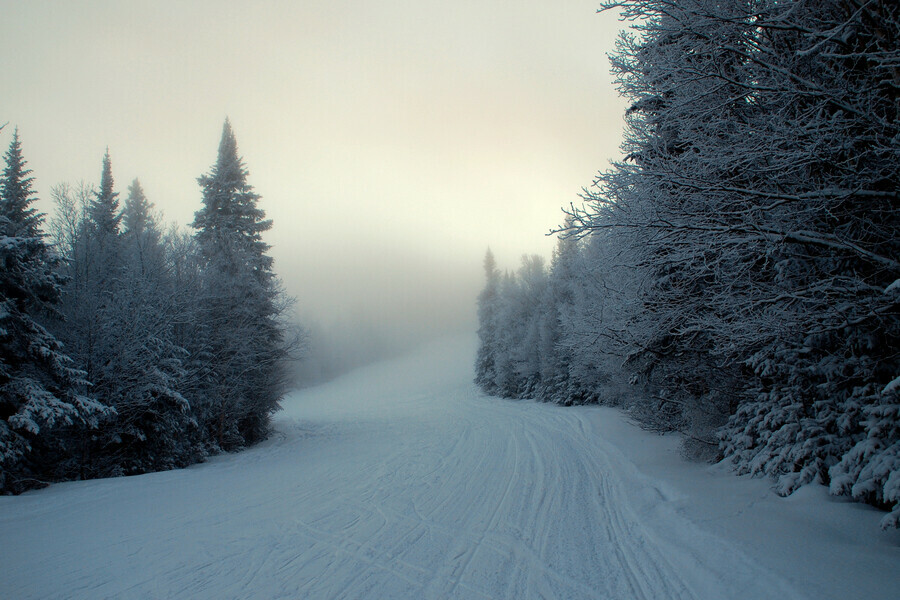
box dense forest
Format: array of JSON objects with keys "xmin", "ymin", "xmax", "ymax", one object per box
[
  {"xmin": 476, "ymin": 0, "xmax": 899, "ymax": 528},
  {"xmin": 0, "ymin": 119, "xmax": 294, "ymax": 493}
]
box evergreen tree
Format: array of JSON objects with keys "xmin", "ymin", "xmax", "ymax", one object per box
[
  {"xmin": 0, "ymin": 129, "xmax": 41, "ymax": 238},
  {"xmin": 50, "ymin": 169, "xmax": 205, "ymax": 477},
  {"xmin": 89, "ymin": 149, "xmax": 122, "ymax": 238},
  {"xmin": 536, "ymin": 231, "xmax": 580, "ymax": 404},
  {"xmin": 508, "ymin": 255, "xmax": 548, "ymax": 396},
  {"xmin": 95, "ymin": 180, "xmax": 196, "ymax": 475},
  {"xmin": 476, "ymin": 255, "xmax": 549, "ymax": 400},
  {"xmin": 475, "ymin": 249, "xmax": 500, "ymax": 394},
  {"xmin": 60, "ymin": 151, "xmax": 126, "ymax": 396},
  {"xmin": 193, "ymin": 120, "xmax": 273, "ymax": 278},
  {"xmin": 191, "ymin": 119, "xmax": 286, "ymax": 448},
  {"xmin": 122, "ymin": 178, "xmax": 153, "ymax": 235},
  {"xmin": 122, "ymin": 178, "xmax": 162, "ymax": 277},
  {"xmin": 0, "ymin": 129, "xmax": 112, "ymax": 492}
]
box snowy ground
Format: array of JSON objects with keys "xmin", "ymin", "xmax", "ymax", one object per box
[{"xmin": 1, "ymin": 334, "xmax": 898, "ymax": 599}]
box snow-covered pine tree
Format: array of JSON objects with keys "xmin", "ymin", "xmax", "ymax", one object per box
[
  {"xmin": 511, "ymin": 255, "xmax": 549, "ymax": 397},
  {"xmin": 122, "ymin": 179, "xmax": 162, "ymax": 277},
  {"xmin": 475, "ymin": 249, "xmax": 501, "ymax": 394},
  {"xmin": 47, "ymin": 152, "xmax": 193, "ymax": 477},
  {"xmin": 830, "ymin": 374, "xmax": 900, "ymax": 530},
  {"xmin": 192, "ymin": 119, "xmax": 287, "ymax": 449},
  {"xmin": 536, "ymin": 229, "xmax": 580, "ymax": 404},
  {"xmin": 90, "ymin": 149, "xmax": 122, "ymax": 239},
  {"xmin": 0, "ymin": 130, "xmax": 41, "ymax": 239},
  {"xmin": 0, "ymin": 129, "xmax": 112, "ymax": 492},
  {"xmin": 548, "ymin": 223, "xmax": 641, "ymax": 409},
  {"xmin": 482, "ymin": 255, "xmax": 548, "ymax": 399},
  {"xmin": 57, "ymin": 150, "xmax": 126, "ymax": 395},
  {"xmin": 85, "ymin": 150, "xmax": 125, "ymax": 295},
  {"xmin": 84, "ymin": 179, "xmax": 198, "ymax": 475}
]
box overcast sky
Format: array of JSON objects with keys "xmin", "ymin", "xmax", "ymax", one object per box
[{"xmin": 2, "ymin": 0, "xmax": 627, "ymax": 342}]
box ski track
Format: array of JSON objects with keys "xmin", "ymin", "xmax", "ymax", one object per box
[{"xmin": 1, "ymin": 335, "xmax": 816, "ymax": 599}]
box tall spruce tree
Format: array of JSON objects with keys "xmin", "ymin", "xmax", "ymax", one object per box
[
  {"xmin": 122, "ymin": 178, "xmax": 153, "ymax": 236},
  {"xmin": 0, "ymin": 129, "xmax": 112, "ymax": 492},
  {"xmin": 90, "ymin": 149, "xmax": 122, "ymax": 238},
  {"xmin": 122, "ymin": 178, "xmax": 161, "ymax": 277},
  {"xmin": 61, "ymin": 150, "xmax": 126, "ymax": 397},
  {"xmin": 475, "ymin": 249, "xmax": 501, "ymax": 394},
  {"xmin": 191, "ymin": 119, "xmax": 286, "ymax": 448},
  {"xmin": 536, "ymin": 231, "xmax": 580, "ymax": 404},
  {"xmin": 1, "ymin": 129, "xmax": 41, "ymax": 238}
]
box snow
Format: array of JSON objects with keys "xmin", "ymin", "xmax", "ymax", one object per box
[
  {"xmin": 1, "ymin": 334, "xmax": 897, "ymax": 599},
  {"xmin": 883, "ymin": 375, "xmax": 900, "ymax": 396}
]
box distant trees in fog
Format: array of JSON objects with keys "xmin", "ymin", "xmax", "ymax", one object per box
[
  {"xmin": 0, "ymin": 120, "xmax": 294, "ymax": 492},
  {"xmin": 477, "ymin": 0, "xmax": 899, "ymax": 528}
]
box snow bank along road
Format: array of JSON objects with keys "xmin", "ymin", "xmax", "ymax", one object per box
[{"xmin": 1, "ymin": 335, "xmax": 898, "ymax": 599}]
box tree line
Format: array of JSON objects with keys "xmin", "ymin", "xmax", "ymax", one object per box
[
  {"xmin": 0, "ymin": 119, "xmax": 294, "ymax": 493},
  {"xmin": 476, "ymin": 0, "xmax": 899, "ymax": 529}
]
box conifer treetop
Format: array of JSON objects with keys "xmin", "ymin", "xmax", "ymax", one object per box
[
  {"xmin": 193, "ymin": 118, "xmax": 273, "ymax": 270},
  {"xmin": 123, "ymin": 178, "xmax": 154, "ymax": 235},
  {"xmin": 1, "ymin": 128, "xmax": 42, "ymax": 238},
  {"xmin": 89, "ymin": 148, "xmax": 122, "ymax": 236}
]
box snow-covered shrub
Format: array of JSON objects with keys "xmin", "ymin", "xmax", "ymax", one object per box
[{"xmin": 830, "ymin": 379, "xmax": 900, "ymax": 530}]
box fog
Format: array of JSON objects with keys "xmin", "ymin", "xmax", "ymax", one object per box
[{"xmin": 2, "ymin": 0, "xmax": 626, "ymax": 379}]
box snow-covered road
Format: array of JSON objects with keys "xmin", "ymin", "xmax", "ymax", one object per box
[{"xmin": 2, "ymin": 335, "xmax": 898, "ymax": 599}]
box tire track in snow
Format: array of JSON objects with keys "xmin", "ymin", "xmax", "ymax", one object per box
[
  {"xmin": 445, "ymin": 416, "xmax": 521, "ymax": 599},
  {"xmin": 531, "ymin": 404, "xmax": 804, "ymax": 600}
]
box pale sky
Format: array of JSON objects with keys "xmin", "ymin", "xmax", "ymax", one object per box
[{"xmin": 2, "ymin": 0, "xmax": 627, "ymax": 343}]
